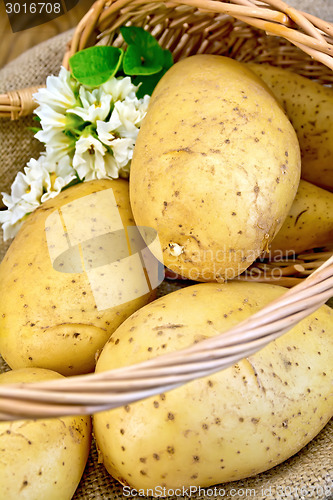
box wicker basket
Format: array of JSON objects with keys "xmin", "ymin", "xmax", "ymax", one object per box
[{"xmin": 0, "ymin": 1, "xmax": 333, "ymax": 498}]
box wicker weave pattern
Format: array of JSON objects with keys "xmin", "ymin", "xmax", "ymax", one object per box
[
  {"xmin": 1, "ymin": 0, "xmax": 333, "ymax": 118},
  {"xmin": 65, "ymin": 0, "xmax": 333, "ymax": 64},
  {"xmin": 0, "ymin": 1, "xmax": 332, "ymax": 497}
]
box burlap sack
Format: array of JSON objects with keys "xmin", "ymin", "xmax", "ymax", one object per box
[{"xmin": 0, "ymin": 30, "xmax": 332, "ymax": 500}]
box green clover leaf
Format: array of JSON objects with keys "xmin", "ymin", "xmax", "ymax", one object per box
[
  {"xmin": 123, "ymin": 44, "xmax": 163, "ymax": 75},
  {"xmin": 69, "ymin": 46, "xmax": 123, "ymax": 87},
  {"xmin": 121, "ymin": 26, "xmax": 165, "ymax": 75},
  {"xmin": 68, "ymin": 27, "xmax": 173, "ymax": 97},
  {"xmin": 121, "ymin": 27, "xmax": 173, "ymax": 95}
]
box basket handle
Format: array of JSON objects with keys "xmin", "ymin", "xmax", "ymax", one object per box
[{"xmin": 0, "ymin": 86, "xmax": 44, "ymax": 120}]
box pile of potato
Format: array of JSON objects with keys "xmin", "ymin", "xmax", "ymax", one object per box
[{"xmin": 0, "ymin": 55, "xmax": 332, "ymax": 498}]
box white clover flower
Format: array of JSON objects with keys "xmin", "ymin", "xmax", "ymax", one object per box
[
  {"xmin": 70, "ymin": 86, "xmax": 112, "ymax": 123},
  {"xmin": 0, "ymin": 204, "xmax": 31, "ymax": 241},
  {"xmin": 95, "ymin": 120, "xmax": 118, "ymax": 146},
  {"xmin": 11, "ymin": 169, "xmax": 45, "ymax": 206},
  {"xmin": 0, "ymin": 153, "xmax": 78, "ymax": 240},
  {"xmin": 2, "ymin": 68, "xmax": 152, "ymax": 242},
  {"xmin": 73, "ymin": 134, "xmax": 119, "ymax": 180},
  {"xmin": 40, "ymin": 131, "xmax": 76, "ymax": 163},
  {"xmin": 96, "ymin": 93, "xmax": 149, "ymax": 173},
  {"xmin": 34, "ymin": 104, "xmax": 67, "ymax": 132},
  {"xmin": 107, "ymin": 100, "xmax": 138, "ymax": 140},
  {"xmin": 33, "ymin": 66, "xmax": 79, "ymax": 113},
  {"xmin": 27, "ymin": 154, "xmax": 77, "ymax": 202},
  {"xmin": 97, "ymin": 94, "xmax": 149, "ymax": 141},
  {"xmin": 101, "ymin": 76, "xmax": 138, "ymax": 101},
  {"xmin": 0, "ymin": 171, "xmax": 42, "ymax": 241},
  {"xmin": 42, "ymin": 160, "xmax": 77, "ymax": 202},
  {"xmin": 110, "ymin": 137, "xmax": 135, "ymax": 168},
  {"xmin": 33, "ymin": 68, "xmax": 81, "ymax": 157}
]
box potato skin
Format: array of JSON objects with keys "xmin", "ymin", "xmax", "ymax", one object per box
[
  {"xmin": 93, "ymin": 282, "xmax": 332, "ymax": 490},
  {"xmin": 130, "ymin": 55, "xmax": 301, "ymax": 281},
  {"xmin": 269, "ymin": 179, "xmax": 333, "ymax": 255},
  {"xmin": 0, "ymin": 179, "xmax": 155, "ymax": 375},
  {"xmin": 248, "ymin": 63, "xmax": 333, "ymax": 191},
  {"xmin": 0, "ymin": 368, "xmax": 91, "ymax": 500}
]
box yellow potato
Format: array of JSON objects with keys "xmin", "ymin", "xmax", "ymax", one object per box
[
  {"xmin": 0, "ymin": 179, "xmax": 157, "ymax": 375},
  {"xmin": 0, "ymin": 368, "xmax": 91, "ymax": 500},
  {"xmin": 269, "ymin": 179, "xmax": 333, "ymax": 255},
  {"xmin": 93, "ymin": 281, "xmax": 332, "ymax": 490},
  {"xmin": 248, "ymin": 63, "xmax": 333, "ymax": 191},
  {"xmin": 130, "ymin": 55, "xmax": 301, "ymax": 281}
]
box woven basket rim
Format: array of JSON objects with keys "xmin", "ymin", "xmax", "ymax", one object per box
[
  {"xmin": 1, "ymin": 0, "xmax": 333, "ymax": 119},
  {"xmin": 0, "ymin": 0, "xmax": 332, "ymax": 421},
  {"xmin": 0, "ymin": 255, "xmax": 332, "ymax": 419}
]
